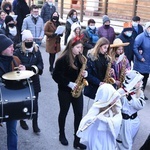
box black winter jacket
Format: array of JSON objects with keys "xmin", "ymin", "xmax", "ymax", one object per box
[
  {"xmin": 52, "ymin": 55, "xmax": 82, "ymax": 92},
  {"xmin": 14, "ymin": 46, "xmax": 44, "ymax": 93}
]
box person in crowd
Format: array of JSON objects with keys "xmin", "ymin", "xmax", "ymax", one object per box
[
  {"xmin": 12, "ymin": 0, "xmax": 18, "ymax": 15},
  {"xmin": 132, "ymin": 16, "xmax": 143, "ymax": 40},
  {"xmin": 77, "ymin": 83, "xmax": 122, "ymax": 150},
  {"xmin": 0, "ymin": 10, "xmax": 6, "ymax": 28},
  {"xmin": 22, "ymin": 5, "xmax": 44, "ymax": 46},
  {"xmin": 117, "ymin": 22, "xmax": 134, "ymax": 64},
  {"xmin": 0, "ymin": 34, "xmax": 25, "ymax": 150},
  {"xmin": 97, "ymin": 15, "xmax": 115, "ymax": 44},
  {"xmin": 52, "ymin": 38, "xmax": 87, "ymax": 149},
  {"xmin": 64, "ymin": 9, "xmax": 80, "ymax": 45},
  {"xmin": 84, "ymin": 37, "xmax": 111, "ymax": 99},
  {"xmin": 0, "ymin": 15, "xmax": 19, "ymax": 48},
  {"xmin": 108, "ymin": 38, "xmax": 130, "ymax": 89},
  {"xmin": 1, "ymin": 1, "xmax": 13, "ymax": 15},
  {"xmin": 67, "ymin": 22, "xmax": 82, "ymax": 43},
  {"xmin": 82, "ymin": 19, "xmax": 99, "ymax": 57},
  {"xmin": 140, "ymin": 134, "xmax": 150, "ymax": 150},
  {"xmin": 40, "ymin": 0, "xmax": 56, "ymax": 23},
  {"xmin": 15, "ymin": 0, "xmax": 30, "ymax": 37},
  {"xmin": 44, "ymin": 11, "xmax": 62, "ymax": 75},
  {"xmin": 117, "ymin": 70, "xmax": 146, "ymax": 150},
  {"xmin": 133, "ymin": 22, "xmax": 150, "ymax": 100},
  {"xmin": 14, "ymin": 29, "xmax": 44, "ymax": 133}
]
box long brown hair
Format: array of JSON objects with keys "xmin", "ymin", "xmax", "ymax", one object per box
[{"xmin": 58, "ymin": 37, "xmax": 83, "ymax": 69}]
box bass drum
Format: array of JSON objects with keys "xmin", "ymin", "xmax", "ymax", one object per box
[{"xmin": 0, "ymin": 79, "xmax": 36, "ymax": 122}]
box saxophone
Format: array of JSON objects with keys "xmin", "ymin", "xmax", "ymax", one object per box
[
  {"xmin": 71, "ymin": 53, "xmax": 89, "ymax": 98},
  {"xmin": 119, "ymin": 57, "xmax": 126, "ymax": 88},
  {"xmin": 103, "ymin": 55, "xmax": 116, "ymax": 84}
]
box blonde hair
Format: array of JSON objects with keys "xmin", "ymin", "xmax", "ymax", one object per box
[{"xmin": 89, "ymin": 37, "xmax": 110, "ymax": 61}]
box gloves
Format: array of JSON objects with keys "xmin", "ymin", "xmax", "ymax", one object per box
[
  {"xmin": 49, "ymin": 33, "xmax": 57, "ymax": 38},
  {"xmin": 67, "ymin": 82, "xmax": 77, "ymax": 90},
  {"xmin": 58, "ymin": 33, "xmax": 63, "ymax": 37},
  {"xmin": 82, "ymin": 70, "xmax": 88, "ymax": 78}
]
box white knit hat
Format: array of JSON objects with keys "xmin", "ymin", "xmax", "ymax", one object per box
[
  {"xmin": 71, "ymin": 22, "xmax": 81, "ymax": 31},
  {"xmin": 22, "ymin": 30, "xmax": 33, "ymax": 41},
  {"xmin": 144, "ymin": 22, "xmax": 150, "ymax": 30},
  {"xmin": 94, "ymin": 83, "xmax": 121, "ymax": 108},
  {"xmin": 123, "ymin": 70, "xmax": 144, "ymax": 92}
]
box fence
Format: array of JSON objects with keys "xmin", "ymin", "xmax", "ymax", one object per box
[{"xmin": 57, "ymin": 0, "xmax": 150, "ymax": 25}]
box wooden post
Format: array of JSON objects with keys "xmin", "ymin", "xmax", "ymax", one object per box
[
  {"xmin": 80, "ymin": 0, "xmax": 84, "ymax": 22},
  {"xmin": 60, "ymin": 0, "xmax": 64, "ymax": 19},
  {"xmin": 132, "ymin": 0, "xmax": 138, "ymax": 17},
  {"xmin": 104, "ymin": 0, "xmax": 108, "ymax": 15}
]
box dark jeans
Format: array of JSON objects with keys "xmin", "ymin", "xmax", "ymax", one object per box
[
  {"xmin": 58, "ymin": 90, "xmax": 83, "ymax": 135},
  {"xmin": 140, "ymin": 73, "xmax": 149, "ymax": 90},
  {"xmin": 6, "ymin": 120, "xmax": 18, "ymax": 150},
  {"xmin": 49, "ymin": 53, "xmax": 56, "ymax": 71}
]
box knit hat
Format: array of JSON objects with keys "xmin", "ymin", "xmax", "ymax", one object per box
[
  {"xmin": 123, "ymin": 22, "xmax": 133, "ymax": 32},
  {"xmin": 71, "ymin": 22, "xmax": 81, "ymax": 31},
  {"xmin": 103, "ymin": 15, "xmax": 110, "ymax": 24},
  {"xmin": 94, "ymin": 83, "xmax": 121, "ymax": 107},
  {"xmin": 123, "ymin": 70, "xmax": 143, "ymax": 92},
  {"xmin": 5, "ymin": 15, "xmax": 14, "ymax": 25},
  {"xmin": 22, "ymin": 30, "xmax": 33, "ymax": 41},
  {"xmin": 110, "ymin": 38, "xmax": 129, "ymax": 48},
  {"xmin": 0, "ymin": 34, "xmax": 13, "ymax": 53},
  {"xmin": 144, "ymin": 22, "xmax": 150, "ymax": 30}
]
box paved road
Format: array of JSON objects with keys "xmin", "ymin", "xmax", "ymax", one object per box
[{"xmin": 0, "ymin": 42, "xmax": 150, "ymax": 150}]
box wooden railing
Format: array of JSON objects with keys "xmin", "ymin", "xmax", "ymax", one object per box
[{"xmin": 57, "ymin": 0, "xmax": 150, "ymax": 25}]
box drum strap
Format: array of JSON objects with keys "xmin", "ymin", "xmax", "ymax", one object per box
[{"xmin": 12, "ymin": 56, "xmax": 21, "ymax": 70}]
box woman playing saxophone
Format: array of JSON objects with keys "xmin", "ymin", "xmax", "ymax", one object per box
[
  {"xmin": 52, "ymin": 37, "xmax": 87, "ymax": 149},
  {"xmin": 108, "ymin": 38, "xmax": 131, "ymax": 89},
  {"xmin": 84, "ymin": 37, "xmax": 114, "ymax": 100}
]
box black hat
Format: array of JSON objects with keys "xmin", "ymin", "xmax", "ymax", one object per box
[
  {"xmin": 0, "ymin": 34, "xmax": 13, "ymax": 53},
  {"xmin": 5, "ymin": 15, "xmax": 14, "ymax": 25},
  {"xmin": 132, "ymin": 16, "xmax": 140, "ymax": 22}
]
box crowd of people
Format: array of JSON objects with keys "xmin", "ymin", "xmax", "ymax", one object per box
[{"xmin": 0, "ymin": 0, "xmax": 150, "ymax": 149}]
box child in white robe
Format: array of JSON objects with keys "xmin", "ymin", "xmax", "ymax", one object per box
[
  {"xmin": 117, "ymin": 70, "xmax": 146, "ymax": 150},
  {"xmin": 77, "ymin": 83, "xmax": 122, "ymax": 150}
]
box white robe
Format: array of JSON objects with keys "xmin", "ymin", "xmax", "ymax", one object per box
[
  {"xmin": 77, "ymin": 100, "xmax": 122, "ymax": 150},
  {"xmin": 117, "ymin": 88, "xmax": 146, "ymax": 150}
]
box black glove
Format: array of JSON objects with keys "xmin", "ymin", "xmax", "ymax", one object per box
[
  {"xmin": 58, "ymin": 33, "xmax": 63, "ymax": 37},
  {"xmin": 49, "ymin": 33, "xmax": 57, "ymax": 38}
]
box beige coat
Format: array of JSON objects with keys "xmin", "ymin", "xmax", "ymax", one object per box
[{"xmin": 44, "ymin": 21, "xmax": 61, "ymax": 54}]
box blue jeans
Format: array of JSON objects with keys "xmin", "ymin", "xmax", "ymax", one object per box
[{"xmin": 6, "ymin": 120, "xmax": 18, "ymax": 150}]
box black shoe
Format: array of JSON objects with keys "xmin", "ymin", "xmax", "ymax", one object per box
[
  {"xmin": 59, "ymin": 134, "xmax": 68, "ymax": 146},
  {"xmin": 20, "ymin": 120, "xmax": 29, "ymax": 130},
  {"xmin": 144, "ymin": 96, "xmax": 148, "ymax": 100},
  {"xmin": 74, "ymin": 142, "xmax": 86, "ymax": 149},
  {"xmin": 33, "ymin": 126, "xmax": 41, "ymax": 133}
]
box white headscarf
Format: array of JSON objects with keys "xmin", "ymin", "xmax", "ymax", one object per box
[{"xmin": 94, "ymin": 83, "xmax": 121, "ymax": 108}]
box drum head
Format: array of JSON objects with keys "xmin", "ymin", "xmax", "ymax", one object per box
[{"xmin": 2, "ymin": 70, "xmax": 34, "ymax": 80}]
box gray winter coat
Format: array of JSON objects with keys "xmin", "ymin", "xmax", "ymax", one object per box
[{"xmin": 22, "ymin": 15, "xmax": 44, "ymax": 44}]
